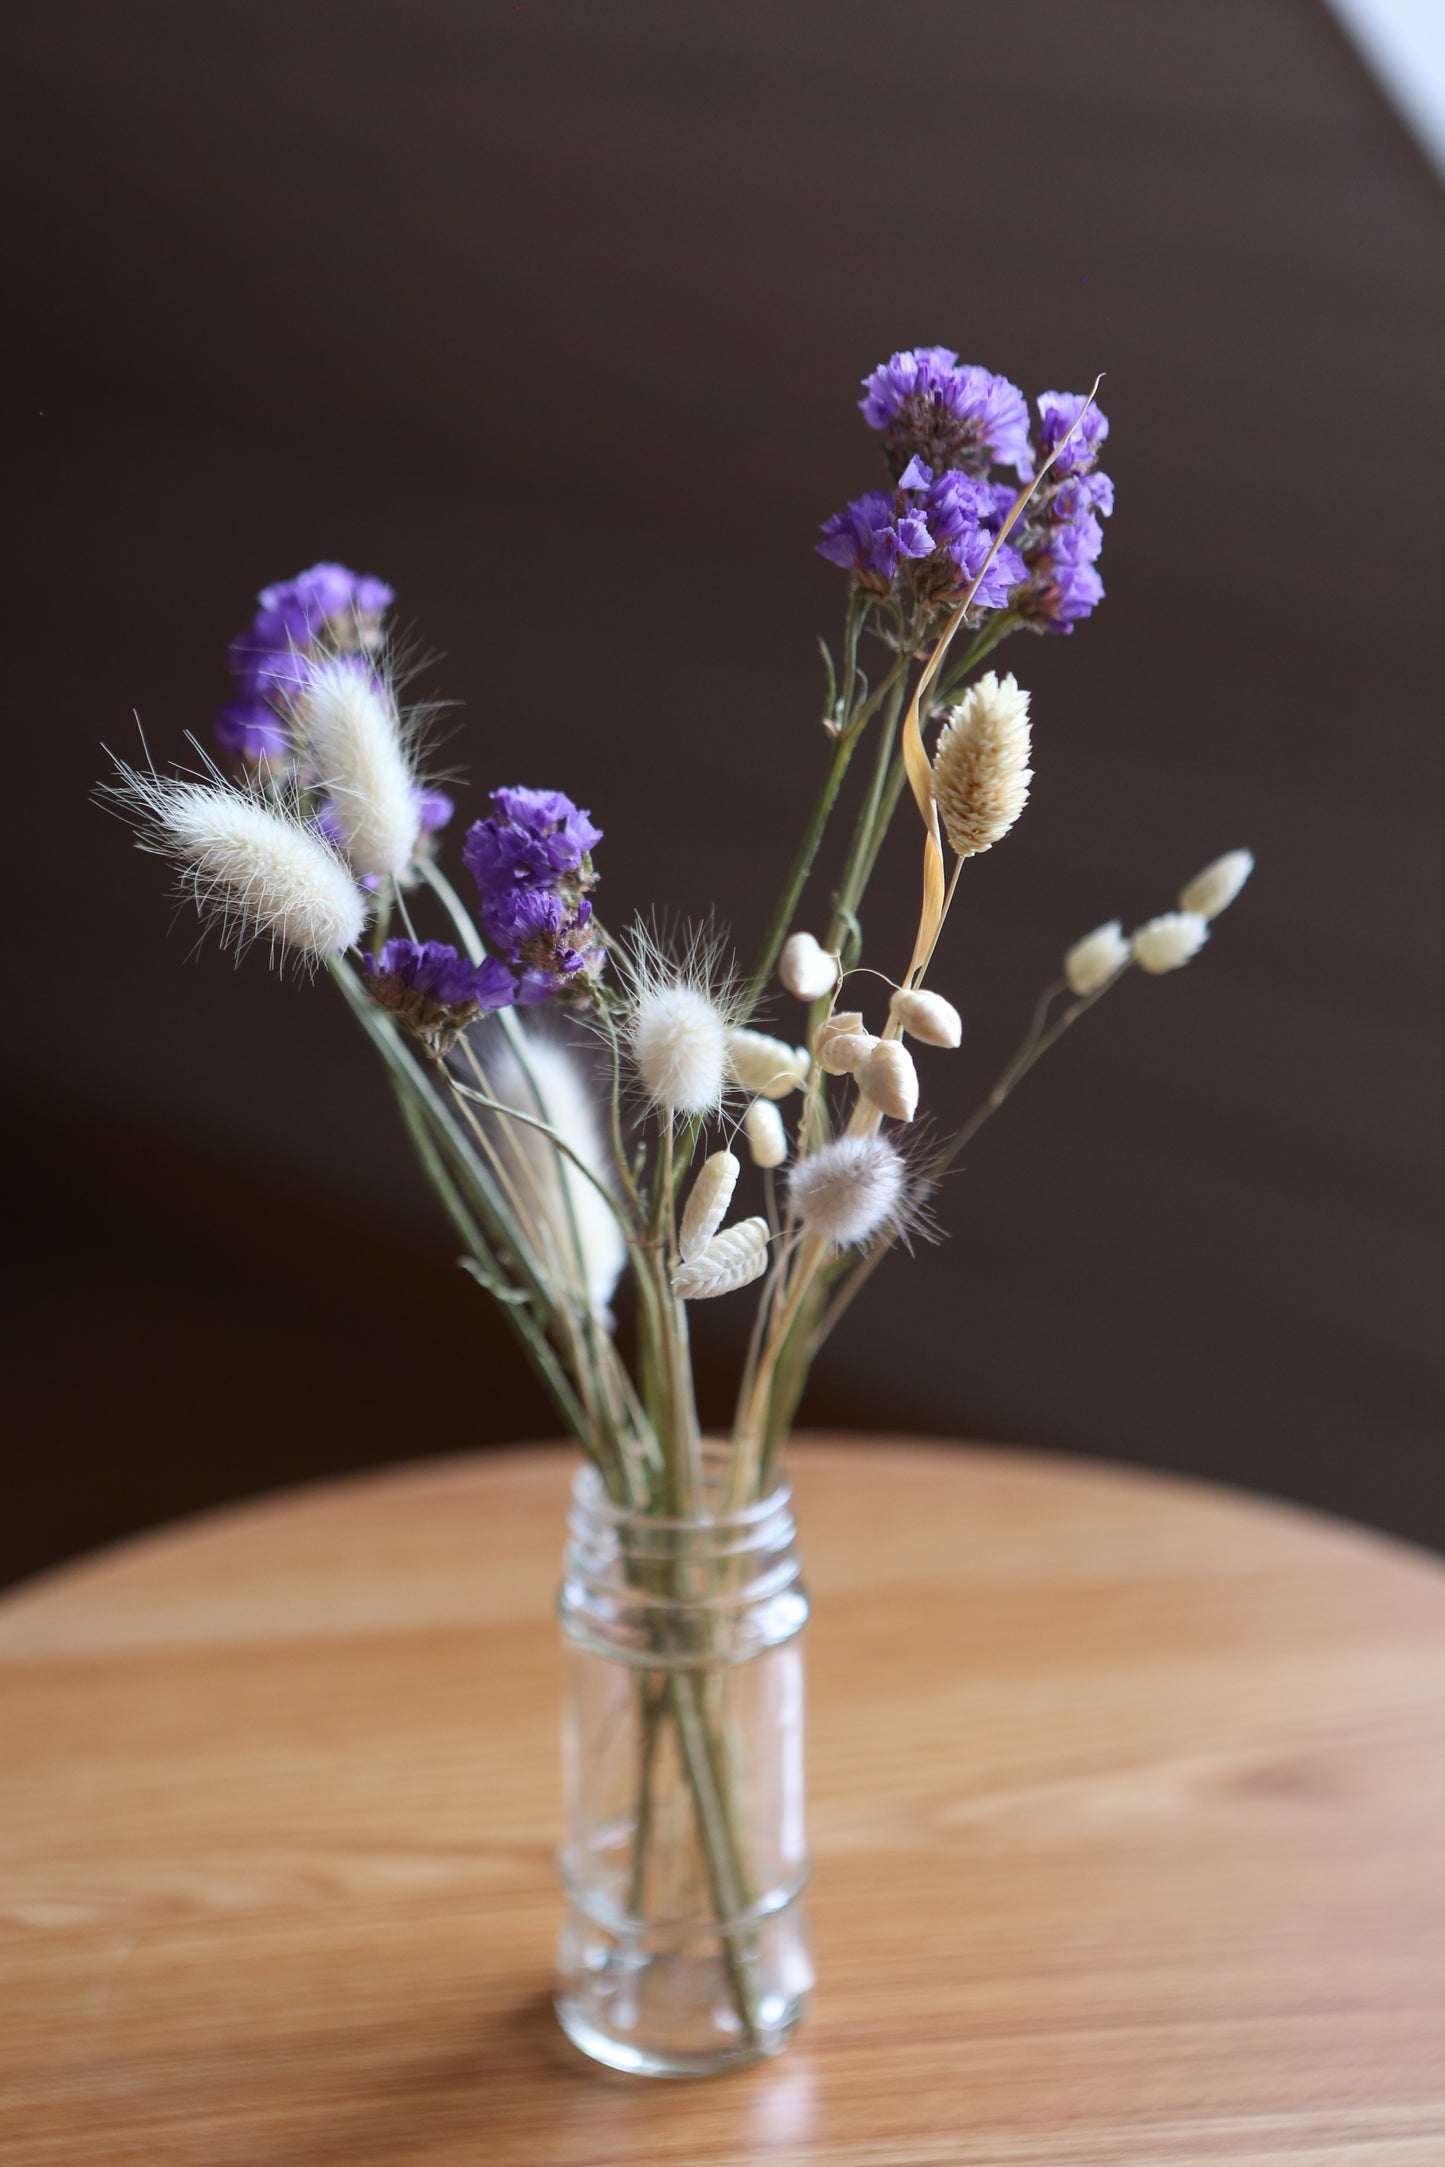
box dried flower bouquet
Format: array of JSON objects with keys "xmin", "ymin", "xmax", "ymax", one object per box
[{"xmin": 103, "ymin": 349, "xmax": 1252, "ymax": 2068}]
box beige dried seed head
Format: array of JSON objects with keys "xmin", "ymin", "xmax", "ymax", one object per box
[
  {"xmin": 817, "ymin": 1013, "xmax": 876, "ymax": 1075},
  {"xmin": 679, "ymin": 1149, "xmax": 740, "ymax": 1261},
  {"xmin": 1131, "ymin": 911, "xmax": 1209, "ymax": 974},
  {"xmin": 726, "ymin": 1028, "xmax": 809, "ymax": 1099},
  {"xmin": 744, "ymin": 1097, "xmax": 788, "ymax": 1169},
  {"xmin": 1179, "ymin": 849, "xmax": 1254, "ymax": 921},
  {"xmin": 857, "ymin": 1038, "xmax": 919, "ymax": 1122},
  {"xmin": 779, "ymin": 931, "xmax": 839, "ymax": 1002},
  {"xmin": 1063, "ymin": 919, "xmax": 1131, "ymax": 996},
  {"xmin": 888, "ymin": 987, "xmax": 962, "ymax": 1047},
  {"xmin": 930, "ymin": 669, "xmax": 1033, "ymax": 861},
  {"xmin": 672, "ymin": 1216, "xmax": 771, "ymax": 1301}
]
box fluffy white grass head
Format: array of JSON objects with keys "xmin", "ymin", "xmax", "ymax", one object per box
[
  {"xmin": 632, "ymin": 984, "xmax": 729, "ymax": 1114},
  {"xmin": 1063, "ymin": 919, "xmax": 1131, "ymax": 996},
  {"xmin": 888, "ymin": 987, "xmax": 962, "ymax": 1048},
  {"xmin": 1179, "ymin": 849, "xmax": 1254, "ymax": 921},
  {"xmin": 726, "ymin": 1028, "xmax": 809, "ymax": 1100},
  {"xmin": 744, "ymin": 1097, "xmax": 787, "ymax": 1170},
  {"xmin": 680, "ymin": 1150, "xmax": 740, "ymax": 1262},
  {"xmin": 778, "ymin": 931, "xmax": 839, "ymax": 1002},
  {"xmin": 296, "ymin": 657, "xmax": 421, "ymax": 879},
  {"xmin": 1131, "ymin": 911, "xmax": 1209, "ymax": 975},
  {"xmin": 486, "ymin": 1033, "xmax": 627, "ymax": 1321},
  {"xmin": 617, "ymin": 919, "xmax": 739, "ymax": 1116},
  {"xmin": 788, "ymin": 1134, "xmax": 906, "ymax": 1249},
  {"xmin": 930, "ymin": 670, "xmax": 1033, "ymax": 861},
  {"xmin": 672, "ymin": 1216, "xmax": 770, "ymax": 1301},
  {"xmin": 105, "ymin": 759, "xmax": 367, "ymax": 967}
]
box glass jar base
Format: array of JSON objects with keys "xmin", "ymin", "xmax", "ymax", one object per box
[
  {"xmin": 554, "ymin": 1906, "xmax": 812, "ymax": 2077},
  {"xmin": 554, "ymin": 1978, "xmax": 808, "ymax": 2078}
]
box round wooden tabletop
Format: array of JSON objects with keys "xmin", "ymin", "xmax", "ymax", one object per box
[{"xmin": 3, "ymin": 1440, "xmax": 1445, "ymax": 2166}]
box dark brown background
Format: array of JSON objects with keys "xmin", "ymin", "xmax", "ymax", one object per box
[{"xmin": 4, "ymin": 0, "xmax": 1442, "ymax": 1586}]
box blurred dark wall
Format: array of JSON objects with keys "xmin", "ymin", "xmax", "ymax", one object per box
[{"xmin": 4, "ymin": 0, "xmax": 1443, "ymax": 1583}]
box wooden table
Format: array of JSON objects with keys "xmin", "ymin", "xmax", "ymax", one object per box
[{"xmin": 3, "ymin": 1440, "xmax": 1444, "ymax": 2165}]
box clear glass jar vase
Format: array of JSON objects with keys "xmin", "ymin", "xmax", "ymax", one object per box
[{"xmin": 554, "ymin": 1452, "xmax": 813, "ymax": 2076}]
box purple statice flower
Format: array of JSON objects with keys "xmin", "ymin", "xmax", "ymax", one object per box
[
  {"xmin": 214, "ymin": 699, "xmax": 291, "ymax": 764},
  {"xmin": 1004, "ymin": 460, "xmax": 1116, "ymax": 634},
  {"xmin": 1034, "ymin": 392, "xmax": 1109, "ymax": 480},
  {"xmin": 366, "ymin": 938, "xmax": 515, "ymax": 1009},
  {"xmin": 816, "ymin": 490, "xmax": 934, "ymax": 586},
  {"xmin": 859, "ymin": 348, "xmax": 1033, "ymax": 479},
  {"xmin": 218, "ymin": 560, "xmax": 394, "ymax": 761},
  {"xmin": 254, "ymin": 562, "xmax": 395, "ymax": 649},
  {"xmin": 817, "ymin": 461, "xmax": 1023, "ymax": 612},
  {"xmin": 463, "ymin": 785, "xmax": 605, "ymax": 1005},
  {"xmin": 415, "ymin": 788, "xmax": 454, "ymax": 834},
  {"xmin": 906, "ymin": 464, "xmax": 1026, "ymax": 611},
  {"xmin": 363, "ymin": 937, "xmax": 516, "ymax": 1052},
  {"xmin": 480, "ymin": 878, "xmax": 604, "ymax": 1005},
  {"xmin": 463, "ymin": 786, "xmax": 602, "ymax": 892}
]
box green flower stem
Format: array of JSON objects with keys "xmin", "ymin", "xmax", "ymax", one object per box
[{"xmin": 742, "ymin": 648, "xmax": 909, "ymax": 1019}]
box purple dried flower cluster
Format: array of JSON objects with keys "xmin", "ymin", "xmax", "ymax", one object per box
[
  {"xmin": 817, "ymin": 457, "xmax": 1025, "ymax": 609},
  {"xmin": 859, "ymin": 348, "xmax": 1032, "ymax": 480},
  {"xmin": 1001, "ymin": 399, "xmax": 1115, "ymax": 634},
  {"xmin": 215, "ymin": 561, "xmax": 457, "ymax": 843},
  {"xmin": 363, "ymin": 938, "xmax": 517, "ymax": 1053},
  {"xmin": 820, "ymin": 352, "xmax": 1114, "ymax": 631},
  {"xmin": 218, "ymin": 562, "xmax": 395, "ymax": 765},
  {"xmin": 464, "ymin": 787, "xmax": 605, "ymax": 1006}
]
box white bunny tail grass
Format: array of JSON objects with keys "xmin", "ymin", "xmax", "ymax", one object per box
[
  {"xmin": 930, "ymin": 670, "xmax": 1033, "ymax": 861},
  {"xmin": 614, "ymin": 917, "xmax": 743, "ymax": 1117},
  {"xmin": 102, "ymin": 758, "xmax": 368, "ymax": 967},
  {"xmin": 788, "ymin": 1134, "xmax": 907, "ymax": 1250},
  {"xmin": 295, "ymin": 656, "xmax": 422, "ymax": 879},
  {"xmin": 487, "ymin": 1033, "xmax": 628, "ymax": 1321},
  {"xmin": 672, "ymin": 1216, "xmax": 770, "ymax": 1301}
]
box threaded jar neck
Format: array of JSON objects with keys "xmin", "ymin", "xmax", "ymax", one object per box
[{"xmin": 559, "ymin": 1450, "xmax": 807, "ymax": 1667}]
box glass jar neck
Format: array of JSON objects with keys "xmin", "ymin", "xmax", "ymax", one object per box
[{"xmin": 560, "ymin": 1450, "xmax": 806, "ymax": 1666}]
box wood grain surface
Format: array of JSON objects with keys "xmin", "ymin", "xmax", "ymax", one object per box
[{"xmin": 3, "ymin": 1439, "xmax": 1444, "ymax": 2165}]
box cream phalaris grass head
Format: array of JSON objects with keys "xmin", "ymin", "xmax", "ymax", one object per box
[
  {"xmin": 930, "ymin": 670, "xmax": 1032, "ymax": 861},
  {"xmin": 1131, "ymin": 911, "xmax": 1209, "ymax": 974},
  {"xmin": 1064, "ymin": 919, "xmax": 1131, "ymax": 996},
  {"xmin": 1179, "ymin": 849, "xmax": 1253, "ymax": 921}
]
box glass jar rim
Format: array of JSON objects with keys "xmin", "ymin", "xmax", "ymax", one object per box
[{"xmin": 571, "ymin": 1450, "xmax": 793, "ymax": 1535}]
